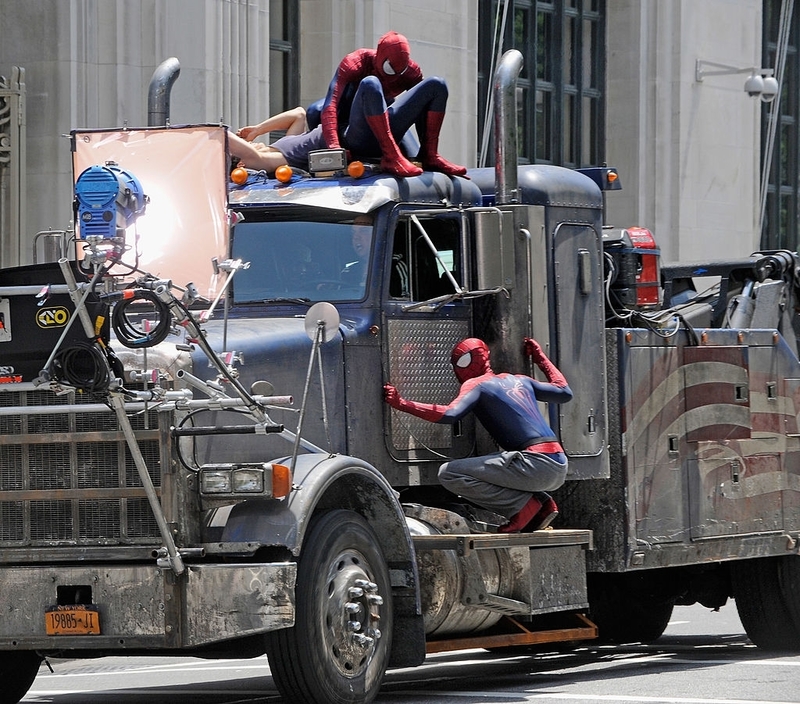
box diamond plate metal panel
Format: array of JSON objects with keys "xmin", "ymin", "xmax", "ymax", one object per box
[{"xmin": 387, "ymin": 318, "xmax": 469, "ymax": 451}]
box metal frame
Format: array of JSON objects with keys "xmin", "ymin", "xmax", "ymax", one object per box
[
  {"xmin": 0, "ymin": 67, "xmax": 26, "ymax": 267},
  {"xmin": 761, "ymin": 0, "xmax": 799, "ymax": 251},
  {"xmin": 477, "ymin": 0, "xmax": 606, "ymax": 168},
  {"xmin": 426, "ymin": 613, "xmax": 597, "ymax": 653},
  {"xmin": 269, "ymin": 0, "xmax": 299, "ymax": 112}
]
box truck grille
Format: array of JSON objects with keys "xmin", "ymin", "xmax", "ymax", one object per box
[{"xmin": 0, "ymin": 389, "xmax": 162, "ymax": 546}]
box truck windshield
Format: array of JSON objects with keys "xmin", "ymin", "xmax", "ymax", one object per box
[{"xmin": 231, "ymin": 219, "xmax": 373, "ymax": 303}]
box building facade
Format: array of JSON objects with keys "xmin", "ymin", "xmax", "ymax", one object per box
[{"xmin": 0, "ymin": 0, "xmax": 786, "ymax": 269}]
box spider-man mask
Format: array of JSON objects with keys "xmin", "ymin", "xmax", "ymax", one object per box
[
  {"xmin": 451, "ymin": 338, "xmax": 491, "ymax": 383},
  {"xmin": 376, "ymin": 31, "xmax": 410, "ymax": 78}
]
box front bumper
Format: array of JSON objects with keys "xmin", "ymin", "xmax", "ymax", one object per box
[{"xmin": 0, "ymin": 562, "xmax": 295, "ymax": 650}]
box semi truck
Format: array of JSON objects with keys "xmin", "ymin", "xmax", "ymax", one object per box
[{"xmin": 1, "ymin": 50, "xmax": 799, "ymax": 704}]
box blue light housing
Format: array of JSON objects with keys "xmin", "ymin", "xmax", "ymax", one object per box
[{"xmin": 75, "ymin": 163, "xmax": 147, "ymax": 240}]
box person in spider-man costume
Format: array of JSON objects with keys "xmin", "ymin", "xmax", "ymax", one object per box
[
  {"xmin": 313, "ymin": 30, "xmax": 466, "ymax": 178},
  {"xmin": 384, "ymin": 337, "xmax": 572, "ymax": 532}
]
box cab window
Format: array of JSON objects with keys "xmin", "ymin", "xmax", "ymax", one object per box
[
  {"xmin": 231, "ymin": 218, "xmax": 374, "ymax": 303},
  {"xmin": 390, "ymin": 218, "xmax": 462, "ymax": 301}
]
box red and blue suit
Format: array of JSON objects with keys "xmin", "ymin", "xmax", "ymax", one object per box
[
  {"xmin": 384, "ymin": 338, "xmax": 572, "ymax": 532},
  {"xmin": 315, "ymin": 31, "xmax": 466, "ymax": 177}
]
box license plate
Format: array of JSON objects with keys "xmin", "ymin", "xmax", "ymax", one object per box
[{"xmin": 45, "ymin": 605, "xmax": 101, "ymax": 635}]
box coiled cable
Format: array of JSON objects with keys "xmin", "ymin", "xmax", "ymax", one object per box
[
  {"xmin": 53, "ymin": 341, "xmax": 111, "ymax": 392},
  {"xmin": 111, "ymin": 289, "xmax": 172, "ymax": 348}
]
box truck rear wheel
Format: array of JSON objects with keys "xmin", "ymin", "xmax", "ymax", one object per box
[
  {"xmin": 265, "ymin": 509, "xmax": 393, "ymax": 704},
  {"xmin": 0, "ymin": 651, "xmax": 42, "ymax": 704},
  {"xmin": 731, "ymin": 556, "xmax": 800, "ymax": 651}
]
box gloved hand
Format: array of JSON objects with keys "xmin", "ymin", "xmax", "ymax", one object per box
[
  {"xmin": 383, "ymin": 384, "xmax": 403, "ymax": 409},
  {"xmin": 383, "ymin": 383, "xmax": 446, "ymax": 421},
  {"xmin": 523, "ymin": 337, "xmax": 569, "ymax": 389},
  {"xmin": 523, "ymin": 337, "xmax": 545, "ymax": 362}
]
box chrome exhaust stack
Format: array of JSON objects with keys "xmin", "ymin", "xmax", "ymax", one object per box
[
  {"xmin": 494, "ymin": 49, "xmax": 523, "ymax": 205},
  {"xmin": 147, "ymin": 57, "xmax": 181, "ymax": 126}
]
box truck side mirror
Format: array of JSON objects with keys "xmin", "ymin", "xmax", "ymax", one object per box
[{"xmin": 473, "ymin": 209, "xmax": 514, "ymax": 290}]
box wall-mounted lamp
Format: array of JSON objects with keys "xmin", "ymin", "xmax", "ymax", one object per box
[{"xmin": 695, "ymin": 60, "xmax": 779, "ymax": 102}]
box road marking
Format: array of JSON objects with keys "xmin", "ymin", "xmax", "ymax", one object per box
[
  {"xmin": 636, "ymin": 655, "xmax": 800, "ymax": 668},
  {"xmin": 34, "ymin": 661, "xmax": 268, "ymax": 680},
  {"xmin": 386, "ymin": 693, "xmax": 800, "ymax": 704},
  {"xmin": 24, "ymin": 692, "xmax": 282, "ymax": 704}
]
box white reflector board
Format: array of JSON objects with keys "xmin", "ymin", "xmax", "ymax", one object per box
[{"xmin": 72, "ymin": 125, "xmax": 230, "ymax": 300}]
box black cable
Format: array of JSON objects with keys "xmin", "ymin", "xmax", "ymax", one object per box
[
  {"xmin": 174, "ymin": 409, "xmax": 202, "ymax": 471},
  {"xmin": 111, "ymin": 289, "xmax": 172, "ymax": 348},
  {"xmin": 53, "ymin": 341, "xmax": 111, "ymax": 392},
  {"xmin": 173, "ymin": 407, "xmax": 252, "ymax": 471},
  {"xmin": 171, "ymin": 296, "xmax": 253, "ymax": 395}
]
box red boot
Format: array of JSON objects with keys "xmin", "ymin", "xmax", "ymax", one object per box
[
  {"xmin": 499, "ymin": 495, "xmax": 542, "ymax": 533},
  {"xmin": 418, "ymin": 111, "xmax": 467, "ymax": 176},
  {"xmin": 365, "ymin": 112, "xmax": 422, "ymax": 177},
  {"xmin": 525, "ymin": 494, "xmax": 559, "ymax": 531}
]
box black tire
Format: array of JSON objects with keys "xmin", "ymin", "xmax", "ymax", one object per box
[
  {"xmin": 0, "ymin": 651, "xmax": 42, "ymax": 704},
  {"xmin": 265, "ymin": 509, "xmax": 393, "ymax": 704},
  {"xmin": 731, "ymin": 556, "xmax": 800, "ymax": 651},
  {"xmin": 588, "ymin": 573, "xmax": 675, "ymax": 644}
]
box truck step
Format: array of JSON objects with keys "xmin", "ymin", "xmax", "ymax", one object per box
[
  {"xmin": 480, "ymin": 593, "xmax": 531, "ymax": 615},
  {"xmin": 412, "ymin": 528, "xmax": 592, "ymax": 557}
]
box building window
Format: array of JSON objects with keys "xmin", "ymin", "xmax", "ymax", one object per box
[
  {"xmin": 762, "ymin": 1, "xmax": 799, "ymax": 250},
  {"xmin": 478, "ymin": 0, "xmax": 605, "ymax": 167},
  {"xmin": 269, "ymin": 0, "xmax": 299, "ymax": 113}
]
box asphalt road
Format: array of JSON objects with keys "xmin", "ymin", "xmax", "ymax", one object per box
[{"xmin": 22, "ymin": 602, "xmax": 800, "ymax": 704}]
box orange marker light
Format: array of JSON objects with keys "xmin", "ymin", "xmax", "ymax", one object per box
[
  {"xmin": 271, "ymin": 463, "xmax": 293, "ymax": 499},
  {"xmin": 348, "ymin": 160, "xmax": 366, "ymax": 178},
  {"xmin": 275, "ymin": 164, "xmax": 293, "ymax": 183},
  {"xmin": 231, "ymin": 167, "xmax": 248, "ymax": 185},
  {"xmin": 607, "ymin": 170, "xmax": 619, "ymax": 184}
]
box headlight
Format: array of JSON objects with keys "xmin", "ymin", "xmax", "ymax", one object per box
[
  {"xmin": 200, "ymin": 467, "xmax": 233, "ymax": 494},
  {"xmin": 231, "ymin": 467, "xmax": 264, "ymax": 493},
  {"xmin": 199, "ymin": 463, "xmax": 290, "ymax": 498}
]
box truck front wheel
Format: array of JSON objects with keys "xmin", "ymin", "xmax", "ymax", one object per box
[
  {"xmin": 265, "ymin": 509, "xmax": 393, "ymax": 704},
  {"xmin": 731, "ymin": 555, "xmax": 800, "ymax": 651},
  {"xmin": 1, "ymin": 651, "xmax": 42, "ymax": 704}
]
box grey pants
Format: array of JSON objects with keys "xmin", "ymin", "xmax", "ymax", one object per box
[{"xmin": 438, "ymin": 451, "xmax": 568, "ymax": 518}]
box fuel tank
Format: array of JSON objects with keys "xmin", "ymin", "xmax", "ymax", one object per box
[
  {"xmin": 405, "ymin": 505, "xmax": 510, "ymax": 636},
  {"xmin": 406, "ymin": 504, "xmax": 592, "ymax": 637}
]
